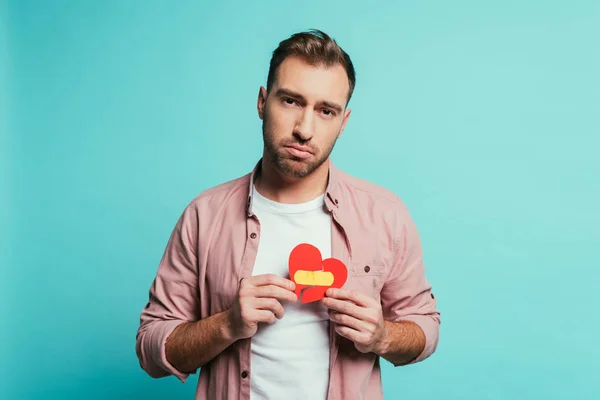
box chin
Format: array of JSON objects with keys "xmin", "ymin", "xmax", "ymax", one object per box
[{"xmin": 280, "ymin": 157, "xmax": 326, "ymax": 179}]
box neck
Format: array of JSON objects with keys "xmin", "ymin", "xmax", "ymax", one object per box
[{"xmin": 255, "ymin": 154, "xmax": 330, "ymax": 204}]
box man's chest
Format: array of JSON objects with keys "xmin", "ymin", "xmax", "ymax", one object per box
[{"xmin": 201, "ymin": 212, "xmax": 391, "ymax": 316}]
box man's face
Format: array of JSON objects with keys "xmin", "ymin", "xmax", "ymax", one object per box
[{"xmin": 258, "ymin": 56, "xmax": 352, "ymax": 179}]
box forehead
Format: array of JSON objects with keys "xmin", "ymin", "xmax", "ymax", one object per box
[{"xmin": 273, "ymin": 56, "xmax": 350, "ymax": 105}]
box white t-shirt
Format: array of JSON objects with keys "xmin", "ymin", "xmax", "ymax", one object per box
[{"xmin": 249, "ymin": 185, "xmax": 331, "ymax": 400}]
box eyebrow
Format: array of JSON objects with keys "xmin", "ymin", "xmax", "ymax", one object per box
[{"xmin": 275, "ymin": 88, "xmax": 344, "ymax": 114}]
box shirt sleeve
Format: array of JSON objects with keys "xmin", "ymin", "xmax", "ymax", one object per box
[
  {"xmin": 135, "ymin": 204, "xmax": 200, "ymax": 383},
  {"xmin": 380, "ymin": 202, "xmax": 441, "ymax": 366}
]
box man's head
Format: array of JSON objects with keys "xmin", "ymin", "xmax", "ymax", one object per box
[{"xmin": 258, "ymin": 30, "xmax": 356, "ymax": 179}]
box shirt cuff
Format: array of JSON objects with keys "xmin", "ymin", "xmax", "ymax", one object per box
[{"xmin": 148, "ymin": 319, "xmax": 191, "ymax": 383}]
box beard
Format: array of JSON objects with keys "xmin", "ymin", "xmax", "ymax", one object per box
[{"xmin": 262, "ymin": 114, "xmax": 338, "ymax": 179}]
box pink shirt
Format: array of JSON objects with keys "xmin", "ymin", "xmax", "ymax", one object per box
[{"xmin": 135, "ymin": 159, "xmax": 441, "ymax": 399}]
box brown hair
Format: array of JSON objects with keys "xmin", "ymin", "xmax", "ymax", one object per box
[{"xmin": 266, "ymin": 29, "xmax": 356, "ymax": 105}]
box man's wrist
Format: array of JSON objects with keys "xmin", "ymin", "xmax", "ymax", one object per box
[
  {"xmin": 373, "ymin": 320, "xmax": 391, "ymax": 356},
  {"xmin": 220, "ymin": 309, "xmax": 240, "ymax": 342}
]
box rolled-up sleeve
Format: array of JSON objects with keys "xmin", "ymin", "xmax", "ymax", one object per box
[
  {"xmin": 380, "ymin": 203, "xmax": 441, "ymax": 365},
  {"xmin": 135, "ymin": 205, "xmax": 200, "ymax": 383}
]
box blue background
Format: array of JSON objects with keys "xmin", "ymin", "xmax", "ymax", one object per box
[{"xmin": 3, "ymin": 1, "xmax": 599, "ymax": 399}]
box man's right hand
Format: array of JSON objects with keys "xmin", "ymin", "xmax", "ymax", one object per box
[{"xmin": 226, "ymin": 274, "xmax": 297, "ymax": 340}]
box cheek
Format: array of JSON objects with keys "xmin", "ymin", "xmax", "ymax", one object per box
[
  {"xmin": 267, "ymin": 109, "xmax": 297, "ymax": 134},
  {"xmin": 316, "ymin": 122, "xmax": 341, "ymax": 144}
]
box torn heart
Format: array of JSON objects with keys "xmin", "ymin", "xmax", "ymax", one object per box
[{"xmin": 288, "ymin": 243, "xmax": 348, "ymax": 303}]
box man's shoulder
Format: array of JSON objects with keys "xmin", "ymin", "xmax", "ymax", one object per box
[
  {"xmin": 336, "ymin": 168, "xmax": 407, "ymax": 210},
  {"xmin": 187, "ymin": 172, "xmax": 250, "ymax": 209}
]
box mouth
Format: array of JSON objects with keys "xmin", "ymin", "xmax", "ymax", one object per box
[{"xmin": 284, "ymin": 145, "xmax": 313, "ymax": 159}]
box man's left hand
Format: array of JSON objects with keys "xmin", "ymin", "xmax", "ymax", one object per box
[{"xmin": 322, "ymin": 288, "xmax": 388, "ymax": 354}]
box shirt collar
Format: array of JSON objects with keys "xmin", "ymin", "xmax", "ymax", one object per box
[{"xmin": 246, "ymin": 158, "xmax": 341, "ymax": 217}]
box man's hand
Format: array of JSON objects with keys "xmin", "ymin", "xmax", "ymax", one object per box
[
  {"xmin": 227, "ymin": 274, "xmax": 298, "ymax": 340},
  {"xmin": 322, "ymin": 288, "xmax": 388, "ymax": 354}
]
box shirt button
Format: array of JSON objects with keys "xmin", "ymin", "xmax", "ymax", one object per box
[
  {"xmin": 250, "ymin": 233, "xmax": 257, "ymax": 239},
  {"xmin": 334, "ymin": 199, "xmax": 339, "ymax": 205},
  {"xmin": 241, "ymin": 371, "xmax": 248, "ymax": 378},
  {"xmin": 364, "ymin": 265, "xmax": 370, "ymax": 273}
]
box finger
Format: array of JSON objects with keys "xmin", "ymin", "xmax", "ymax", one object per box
[
  {"xmin": 334, "ymin": 324, "xmax": 366, "ymax": 344},
  {"xmin": 253, "ymin": 284, "xmax": 298, "ymax": 303},
  {"xmin": 254, "ymin": 298, "xmax": 285, "ymax": 319},
  {"xmin": 329, "ymin": 311, "xmax": 370, "ymax": 332},
  {"xmin": 248, "ymin": 274, "xmax": 296, "ymax": 291},
  {"xmin": 322, "ymin": 297, "xmax": 369, "ymax": 320},
  {"xmin": 325, "ymin": 288, "xmax": 375, "ymax": 308},
  {"xmin": 251, "ymin": 309, "xmax": 278, "ymax": 324}
]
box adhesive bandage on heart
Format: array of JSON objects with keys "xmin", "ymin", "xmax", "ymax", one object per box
[{"xmin": 288, "ymin": 243, "xmax": 348, "ymax": 304}]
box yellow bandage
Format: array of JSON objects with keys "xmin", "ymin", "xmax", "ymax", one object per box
[{"xmin": 293, "ymin": 270, "xmax": 334, "ymax": 286}]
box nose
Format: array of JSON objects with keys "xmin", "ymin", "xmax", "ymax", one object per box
[{"xmin": 294, "ymin": 109, "xmax": 314, "ymax": 141}]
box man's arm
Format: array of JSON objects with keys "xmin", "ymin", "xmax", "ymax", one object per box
[
  {"xmin": 164, "ymin": 311, "xmax": 236, "ymax": 374},
  {"xmin": 135, "ymin": 205, "xmax": 202, "ymax": 383},
  {"xmin": 136, "ymin": 205, "xmax": 298, "ymax": 382},
  {"xmin": 323, "ymin": 288, "xmax": 426, "ymax": 366},
  {"xmin": 165, "ymin": 275, "xmax": 298, "ymax": 374},
  {"xmin": 377, "ymin": 320, "xmax": 426, "ymax": 366},
  {"xmin": 378, "ymin": 202, "xmax": 440, "ymax": 365},
  {"xmin": 323, "ymin": 202, "xmax": 440, "ymax": 366}
]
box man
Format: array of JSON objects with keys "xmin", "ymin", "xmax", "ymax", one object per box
[{"xmin": 136, "ymin": 29, "xmax": 440, "ymax": 400}]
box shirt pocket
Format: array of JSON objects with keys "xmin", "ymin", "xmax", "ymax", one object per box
[{"xmin": 344, "ymin": 260, "xmax": 387, "ymax": 300}]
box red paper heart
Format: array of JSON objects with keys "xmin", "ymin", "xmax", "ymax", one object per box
[{"xmin": 288, "ymin": 243, "xmax": 348, "ymax": 303}]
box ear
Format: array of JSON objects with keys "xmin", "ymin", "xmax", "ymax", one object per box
[
  {"xmin": 257, "ymin": 86, "xmax": 268, "ymax": 120},
  {"xmin": 338, "ymin": 108, "xmax": 352, "ymax": 138}
]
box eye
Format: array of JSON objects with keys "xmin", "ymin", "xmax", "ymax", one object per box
[
  {"xmin": 283, "ymin": 97, "xmax": 297, "ymax": 106},
  {"xmin": 321, "ymin": 109, "xmax": 335, "ymax": 117}
]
